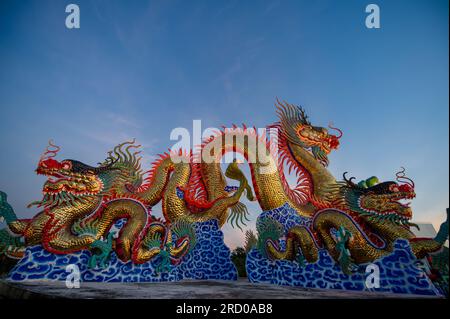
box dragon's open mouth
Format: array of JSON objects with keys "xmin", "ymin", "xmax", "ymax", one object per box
[
  {"xmin": 389, "ymin": 192, "xmax": 416, "ymax": 209},
  {"xmin": 37, "ymin": 168, "xmax": 103, "ymax": 196},
  {"xmin": 39, "ymin": 171, "xmax": 76, "ymax": 186},
  {"xmin": 359, "ymin": 190, "xmax": 416, "ymax": 224},
  {"xmin": 45, "ymin": 172, "xmax": 72, "ymax": 183},
  {"xmin": 47, "ymin": 176, "xmax": 69, "ymax": 183},
  {"xmin": 397, "ymin": 199, "xmax": 411, "ymax": 208},
  {"xmin": 38, "ymin": 168, "xmax": 87, "ymax": 184}
]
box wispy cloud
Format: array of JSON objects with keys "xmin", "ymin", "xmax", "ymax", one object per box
[
  {"xmin": 71, "ymin": 111, "xmax": 141, "ymax": 145},
  {"xmin": 59, "ymin": 110, "xmax": 161, "ymax": 169},
  {"xmin": 105, "ymin": 112, "xmax": 142, "ymax": 129},
  {"xmin": 263, "ymin": 0, "xmax": 281, "ymax": 15}
]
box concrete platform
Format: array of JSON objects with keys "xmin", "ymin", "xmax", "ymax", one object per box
[{"xmin": 0, "ymin": 279, "xmax": 443, "ymax": 299}]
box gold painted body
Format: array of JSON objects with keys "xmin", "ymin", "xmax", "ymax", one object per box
[{"xmin": 4, "ymin": 101, "xmax": 445, "ymax": 266}]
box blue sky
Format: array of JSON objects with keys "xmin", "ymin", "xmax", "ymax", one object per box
[{"xmin": 0, "ymin": 0, "xmax": 448, "ymax": 248}]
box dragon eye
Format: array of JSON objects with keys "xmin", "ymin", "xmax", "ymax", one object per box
[
  {"xmin": 389, "ymin": 185, "xmax": 399, "ymax": 192},
  {"xmin": 61, "ymin": 161, "xmax": 72, "ymax": 170}
]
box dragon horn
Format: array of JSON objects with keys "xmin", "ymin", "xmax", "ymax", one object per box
[
  {"xmin": 40, "ymin": 139, "xmax": 60, "ymax": 161},
  {"xmin": 328, "ymin": 122, "xmax": 343, "ymax": 139},
  {"xmin": 342, "ymin": 172, "xmax": 360, "ymax": 188},
  {"xmin": 395, "ymin": 167, "xmax": 415, "ymax": 188}
]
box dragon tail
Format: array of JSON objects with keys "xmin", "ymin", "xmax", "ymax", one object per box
[
  {"xmin": 0, "ymin": 191, "xmax": 30, "ymax": 236},
  {"xmin": 0, "ymin": 228, "xmax": 26, "ymax": 259},
  {"xmin": 434, "ymin": 208, "xmax": 449, "ymax": 245},
  {"xmin": 409, "ymin": 208, "xmax": 449, "ymax": 259},
  {"xmin": 224, "ymin": 160, "xmax": 253, "ymax": 230}
]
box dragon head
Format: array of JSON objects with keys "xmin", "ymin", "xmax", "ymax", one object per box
[
  {"xmin": 340, "ymin": 168, "xmax": 416, "ymax": 227},
  {"xmin": 32, "ymin": 140, "xmax": 144, "ymax": 208},
  {"xmin": 36, "ymin": 141, "xmax": 109, "ymax": 199},
  {"xmin": 273, "ymin": 99, "xmax": 342, "ymax": 166}
]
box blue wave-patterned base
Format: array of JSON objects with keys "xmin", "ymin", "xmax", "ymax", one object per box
[
  {"xmin": 7, "ymin": 219, "xmax": 237, "ymax": 282},
  {"xmin": 258, "ymin": 202, "xmax": 312, "ymax": 231},
  {"xmin": 247, "ymin": 240, "xmax": 441, "ymax": 295},
  {"xmin": 248, "ymin": 204, "xmax": 442, "ymax": 296}
]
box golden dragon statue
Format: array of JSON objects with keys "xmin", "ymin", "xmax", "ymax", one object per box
[{"xmin": 1, "ymin": 99, "xmax": 447, "ymax": 268}]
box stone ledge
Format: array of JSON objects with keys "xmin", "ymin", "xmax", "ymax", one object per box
[{"xmin": 0, "ymin": 279, "xmax": 444, "ymax": 299}]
